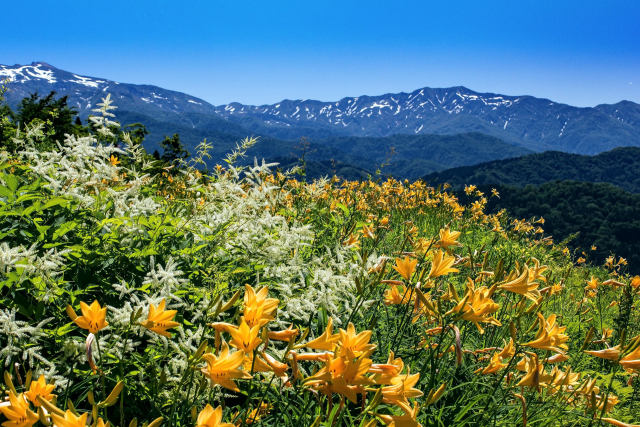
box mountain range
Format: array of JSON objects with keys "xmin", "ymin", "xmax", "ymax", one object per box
[{"xmin": 2, "ymin": 62, "xmax": 640, "ymax": 176}]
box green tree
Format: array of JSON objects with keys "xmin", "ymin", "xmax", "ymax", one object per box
[
  {"xmin": 160, "ymin": 133, "xmax": 189, "ymax": 164},
  {"xmin": 14, "ymin": 91, "xmax": 82, "ymax": 150}
]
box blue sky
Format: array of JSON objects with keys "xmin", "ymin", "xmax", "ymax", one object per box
[{"xmin": 2, "ymin": 0, "xmax": 639, "ymax": 106}]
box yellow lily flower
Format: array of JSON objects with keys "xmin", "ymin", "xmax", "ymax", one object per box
[
  {"xmin": 66, "ymin": 300, "xmax": 108, "ymax": 333},
  {"xmin": 196, "ymin": 404, "xmax": 234, "ymax": 427},
  {"xmin": 449, "ymin": 279, "xmax": 500, "ymax": 334},
  {"xmin": 267, "ymin": 325, "xmax": 299, "ymax": 342},
  {"xmin": 498, "ymin": 266, "xmax": 541, "ymax": 302},
  {"xmin": 370, "ymin": 351, "xmax": 404, "ymax": 385},
  {"xmin": 243, "ymin": 285, "xmax": 279, "ymax": 328},
  {"xmin": 201, "ymin": 342, "xmax": 252, "ymax": 392},
  {"xmin": 434, "ymin": 227, "xmax": 461, "ymax": 250},
  {"xmin": 428, "ymin": 250, "xmax": 459, "ymax": 278},
  {"xmin": 620, "ymin": 345, "xmax": 640, "ymax": 371},
  {"xmin": 305, "ymin": 354, "xmax": 373, "ymax": 403},
  {"xmin": 585, "ymin": 346, "xmax": 621, "ymax": 361},
  {"xmin": 50, "ymin": 410, "xmax": 89, "ymax": 427},
  {"xmin": 227, "ymin": 318, "xmax": 262, "ymax": 353},
  {"xmin": 393, "ymin": 256, "xmax": 418, "ymax": 281},
  {"xmin": 381, "ymin": 369, "xmax": 424, "ymax": 413},
  {"xmin": 141, "ymin": 299, "xmax": 180, "ymax": 338},
  {"xmin": 0, "ymin": 392, "xmax": 39, "ymax": 427},
  {"xmin": 523, "ymin": 313, "xmax": 569, "ymax": 354},
  {"xmin": 298, "ymin": 317, "xmax": 340, "ymax": 351},
  {"xmin": 337, "ymin": 323, "xmax": 376, "ymax": 358},
  {"xmin": 384, "ymin": 285, "xmax": 413, "ymax": 305},
  {"xmin": 377, "ymin": 401, "xmax": 422, "ymax": 427},
  {"xmin": 24, "ymin": 374, "xmax": 55, "ymax": 407},
  {"xmin": 516, "ymin": 354, "xmax": 551, "ymax": 390},
  {"xmin": 601, "ymin": 418, "xmax": 640, "ymax": 427}
]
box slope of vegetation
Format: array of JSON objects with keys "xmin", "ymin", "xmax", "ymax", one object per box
[
  {"xmin": 481, "ymin": 181, "xmax": 640, "ymax": 273},
  {"xmin": 423, "ymin": 148, "xmax": 640, "ymax": 194},
  {"xmin": 1, "ymin": 93, "xmax": 640, "ymax": 426}
]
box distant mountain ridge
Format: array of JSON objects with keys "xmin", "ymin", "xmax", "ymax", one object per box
[
  {"xmin": 214, "ymin": 88, "xmax": 640, "ymax": 154},
  {"xmin": 423, "ymin": 146, "xmax": 640, "ymax": 193},
  {"xmin": 2, "ymin": 61, "xmax": 640, "ymax": 166}
]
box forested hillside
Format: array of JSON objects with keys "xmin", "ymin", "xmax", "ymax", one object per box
[{"xmin": 424, "ymin": 147, "xmax": 640, "ymax": 193}]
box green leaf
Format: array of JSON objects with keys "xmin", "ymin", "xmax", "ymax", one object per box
[{"xmin": 52, "ymin": 221, "xmax": 79, "ymax": 240}]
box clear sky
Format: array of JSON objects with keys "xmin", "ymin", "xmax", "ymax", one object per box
[{"xmin": 2, "ymin": 0, "xmax": 639, "ymax": 107}]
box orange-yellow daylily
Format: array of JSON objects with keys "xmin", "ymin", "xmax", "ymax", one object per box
[
  {"xmin": 50, "ymin": 410, "xmax": 89, "ymax": 427},
  {"xmin": 196, "ymin": 404, "xmax": 234, "ymax": 427},
  {"xmin": 384, "ymin": 285, "xmax": 413, "ymax": 305},
  {"xmin": 428, "ymin": 250, "xmax": 459, "ymax": 278},
  {"xmin": 370, "ymin": 351, "xmax": 404, "ymax": 385},
  {"xmin": 66, "ymin": 300, "xmax": 108, "ymax": 333},
  {"xmin": 0, "ymin": 392, "xmax": 39, "ymax": 427},
  {"xmin": 267, "ymin": 325, "xmax": 299, "ymax": 342},
  {"xmin": 516, "ymin": 354, "xmax": 552, "ymax": 390},
  {"xmin": 448, "ymin": 279, "xmax": 500, "ymax": 334},
  {"xmin": 585, "ymin": 276, "xmax": 599, "ymax": 291},
  {"xmin": 381, "ymin": 369, "xmax": 424, "ymax": 413},
  {"xmin": 305, "ymin": 354, "xmax": 374, "ymax": 403},
  {"xmin": 377, "ymin": 401, "xmax": 422, "ymax": 427},
  {"xmin": 523, "ymin": 313, "xmax": 569, "ymax": 354},
  {"xmin": 298, "ymin": 317, "xmax": 340, "ymax": 351},
  {"xmin": 243, "ymin": 285, "xmax": 279, "ymax": 328},
  {"xmin": 620, "ymin": 344, "xmax": 640, "ymax": 371},
  {"xmin": 475, "ymin": 339, "xmax": 515, "ymax": 375},
  {"xmin": 227, "ymin": 319, "xmax": 262, "ymax": 353},
  {"xmin": 337, "ymin": 323, "xmax": 376, "ymax": 358},
  {"xmin": 498, "ymin": 266, "xmax": 541, "ymax": 302},
  {"xmin": 585, "ymin": 346, "xmax": 621, "ymax": 361},
  {"xmin": 141, "ymin": 299, "xmax": 180, "ymax": 338},
  {"xmin": 434, "ymin": 227, "xmax": 461, "ymax": 250},
  {"xmin": 601, "ymin": 418, "xmax": 640, "ymax": 427},
  {"xmin": 201, "ymin": 342, "xmax": 252, "ymax": 392},
  {"xmin": 24, "ymin": 374, "xmax": 55, "ymax": 407},
  {"xmin": 393, "ymin": 256, "xmax": 418, "ymax": 281}
]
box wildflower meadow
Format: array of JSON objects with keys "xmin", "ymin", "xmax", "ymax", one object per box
[{"xmin": 1, "ymin": 96, "xmax": 639, "ymax": 426}]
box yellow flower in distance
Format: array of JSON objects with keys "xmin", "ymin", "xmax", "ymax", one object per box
[
  {"xmin": 196, "ymin": 404, "xmax": 234, "ymax": 427},
  {"xmin": 523, "ymin": 313, "xmax": 569, "ymax": 354},
  {"xmin": 428, "ymin": 250, "xmax": 459, "ymax": 278},
  {"xmin": 109, "ymin": 154, "xmax": 120, "ymax": 167},
  {"xmin": 24, "ymin": 374, "xmax": 55, "ymax": 407},
  {"xmin": 393, "ymin": 256, "xmax": 418, "ymax": 281},
  {"xmin": 50, "ymin": 410, "xmax": 89, "ymax": 427},
  {"xmin": 141, "ymin": 299, "xmax": 180, "ymax": 337},
  {"xmin": 201, "ymin": 342, "xmax": 252, "ymax": 392},
  {"xmin": 0, "ymin": 392, "xmax": 39, "ymax": 427},
  {"xmin": 66, "ymin": 300, "xmax": 108, "ymax": 333}
]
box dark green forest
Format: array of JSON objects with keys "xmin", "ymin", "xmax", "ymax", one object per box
[
  {"xmin": 456, "ymin": 181, "xmax": 640, "ymax": 274},
  {"xmin": 424, "ymin": 148, "xmax": 640, "ymax": 193}
]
